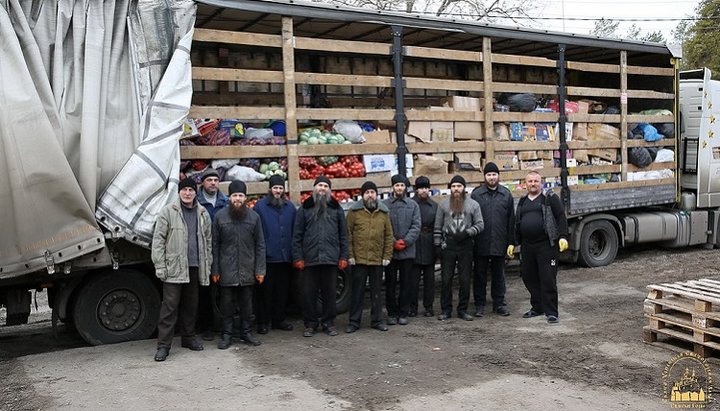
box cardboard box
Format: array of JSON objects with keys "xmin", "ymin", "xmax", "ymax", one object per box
[
  {"xmin": 573, "ymin": 123, "xmax": 588, "ymax": 140},
  {"xmin": 407, "ymin": 106, "xmax": 453, "ymax": 143},
  {"xmin": 588, "ymin": 123, "xmax": 620, "ymax": 140},
  {"xmin": 537, "ymin": 150, "xmax": 553, "ymax": 161},
  {"xmin": 488, "ymin": 152, "xmax": 519, "ymax": 171},
  {"xmin": 494, "ymin": 123, "xmax": 510, "ymax": 141},
  {"xmin": 363, "ymin": 154, "xmax": 414, "ymax": 173},
  {"xmin": 455, "ymin": 152, "xmax": 482, "ymax": 170},
  {"xmin": 443, "ymin": 96, "xmax": 483, "ymax": 111},
  {"xmin": 454, "ymin": 122, "xmax": 484, "ymax": 140},
  {"xmin": 431, "ymin": 127, "xmax": 454, "ymax": 143},
  {"xmin": 588, "ymin": 148, "xmax": 617, "ymax": 161},
  {"xmin": 520, "ymin": 159, "xmax": 546, "ymax": 170},
  {"xmin": 554, "ymin": 122, "xmax": 573, "ymax": 142},
  {"xmin": 518, "ymin": 151, "xmax": 538, "ymax": 161},
  {"xmin": 577, "ymin": 100, "xmax": 590, "ymax": 114},
  {"xmin": 567, "ymin": 175, "xmax": 579, "ymax": 186},
  {"xmin": 363, "ymin": 129, "xmax": 391, "ymax": 144},
  {"xmin": 414, "ymin": 155, "xmax": 449, "ymax": 176}
]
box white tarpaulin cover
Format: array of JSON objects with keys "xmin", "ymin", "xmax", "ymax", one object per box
[{"xmin": 0, "ymin": 0, "xmax": 195, "ymax": 278}]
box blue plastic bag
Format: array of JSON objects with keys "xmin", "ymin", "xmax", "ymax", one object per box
[{"xmin": 634, "ymin": 123, "xmax": 664, "ymax": 142}]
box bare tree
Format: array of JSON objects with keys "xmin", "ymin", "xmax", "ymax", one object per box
[{"xmin": 313, "ymin": 0, "xmax": 538, "ymax": 24}]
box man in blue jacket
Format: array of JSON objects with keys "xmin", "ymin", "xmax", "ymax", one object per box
[{"xmin": 254, "ymin": 175, "xmax": 296, "ymax": 334}]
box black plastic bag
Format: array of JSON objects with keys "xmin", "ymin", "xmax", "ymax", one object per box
[
  {"xmin": 628, "ymin": 147, "xmax": 652, "ymax": 168},
  {"xmin": 498, "ymin": 93, "xmax": 537, "ymax": 112}
]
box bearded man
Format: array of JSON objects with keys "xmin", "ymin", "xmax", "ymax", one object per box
[
  {"xmin": 410, "ymin": 176, "xmax": 438, "ymax": 317},
  {"xmin": 212, "ymin": 180, "xmax": 266, "ymax": 349},
  {"xmin": 434, "ymin": 175, "xmax": 483, "ymax": 321},
  {"xmin": 292, "ymin": 176, "xmax": 349, "ymax": 337}
]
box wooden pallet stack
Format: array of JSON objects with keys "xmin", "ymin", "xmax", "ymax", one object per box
[{"xmin": 644, "ymin": 279, "xmax": 720, "ymax": 357}]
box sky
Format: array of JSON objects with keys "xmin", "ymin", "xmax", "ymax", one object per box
[{"xmin": 527, "ymin": 0, "xmax": 700, "ymax": 42}]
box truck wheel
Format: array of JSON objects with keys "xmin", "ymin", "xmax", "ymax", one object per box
[
  {"xmin": 579, "ymin": 220, "xmax": 619, "ymax": 267},
  {"xmin": 72, "ymin": 270, "xmax": 160, "ymax": 345},
  {"xmin": 334, "ymin": 268, "xmax": 351, "ymax": 314}
]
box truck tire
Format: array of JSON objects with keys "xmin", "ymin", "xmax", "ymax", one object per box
[
  {"xmin": 579, "ymin": 220, "xmax": 619, "ymax": 267},
  {"xmin": 292, "ymin": 268, "xmax": 351, "ymax": 315},
  {"xmin": 72, "ymin": 269, "xmax": 160, "ymax": 345}
]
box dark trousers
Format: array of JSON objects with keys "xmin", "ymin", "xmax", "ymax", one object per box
[
  {"xmin": 440, "ymin": 240, "xmax": 473, "ymax": 315},
  {"xmin": 196, "ymin": 284, "xmax": 219, "ymax": 333},
  {"xmin": 413, "ymin": 263, "xmax": 435, "ymax": 311},
  {"xmin": 220, "ymin": 285, "xmax": 254, "ymax": 336},
  {"xmin": 157, "ymin": 268, "xmax": 199, "ymax": 348},
  {"xmin": 520, "ymin": 241, "xmax": 559, "ymax": 317},
  {"xmin": 256, "ymin": 262, "xmax": 292, "ymax": 326},
  {"xmin": 349, "ymin": 265, "xmax": 383, "ymax": 328},
  {"xmin": 385, "ymin": 258, "xmax": 413, "ymax": 318},
  {"xmin": 473, "ymin": 255, "xmax": 507, "ymax": 310},
  {"xmin": 302, "ymin": 265, "xmax": 337, "ymax": 329}
]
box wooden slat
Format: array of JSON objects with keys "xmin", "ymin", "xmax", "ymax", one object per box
[
  {"xmin": 193, "ymin": 28, "xmax": 282, "ymax": 47},
  {"xmin": 406, "ymin": 141, "xmax": 485, "ymax": 154},
  {"xmin": 492, "ymin": 53, "xmax": 556, "ymax": 68},
  {"xmin": 568, "ymin": 165, "xmax": 621, "ymax": 175},
  {"xmin": 482, "ymin": 37, "xmax": 494, "ymax": 150},
  {"xmin": 294, "ymin": 37, "xmax": 391, "ymax": 55},
  {"xmin": 569, "ymin": 177, "xmax": 676, "ymax": 192},
  {"xmin": 567, "ymin": 140, "xmax": 622, "ymax": 149},
  {"xmin": 296, "ymin": 72, "xmax": 392, "ymax": 87},
  {"xmin": 648, "ymin": 313, "xmax": 720, "ymax": 339},
  {"xmin": 405, "ymin": 77, "xmax": 484, "ymax": 91},
  {"xmin": 282, "ymin": 16, "xmax": 299, "ymax": 201},
  {"xmin": 647, "ymin": 284, "xmax": 720, "ymax": 305},
  {"xmin": 192, "ymin": 67, "xmax": 283, "ymax": 83},
  {"xmin": 405, "ymin": 110, "xmax": 483, "ymax": 121},
  {"xmin": 644, "ymin": 326, "xmax": 720, "ymax": 353},
  {"xmin": 296, "ymin": 108, "xmax": 396, "ymax": 121},
  {"xmin": 180, "ymin": 145, "xmax": 287, "ymax": 159},
  {"xmin": 566, "ymin": 61, "xmax": 619, "ymax": 74},
  {"xmin": 189, "ymin": 106, "xmax": 284, "ymax": 119},
  {"xmin": 493, "ymin": 82, "xmax": 556, "ymax": 94},
  {"xmin": 297, "ymin": 143, "xmax": 396, "ymax": 156},
  {"xmin": 404, "ymin": 46, "xmax": 482, "ymax": 62},
  {"xmin": 628, "ymin": 90, "xmax": 675, "ymax": 99},
  {"xmin": 494, "ymin": 141, "xmax": 559, "ymax": 151},
  {"xmin": 567, "ymin": 86, "xmax": 620, "ymax": 97},
  {"xmin": 621, "ymin": 51, "xmax": 629, "ymax": 182},
  {"xmin": 626, "ymin": 162, "xmax": 675, "ymax": 172},
  {"xmin": 626, "ymin": 66, "xmax": 675, "ymax": 76},
  {"xmin": 492, "ymin": 112, "xmax": 559, "ymax": 122},
  {"xmin": 626, "ymin": 114, "xmax": 675, "ymax": 123},
  {"xmin": 298, "ymin": 174, "xmax": 392, "ymax": 191},
  {"xmin": 626, "ymin": 139, "xmax": 675, "ymax": 147},
  {"xmin": 646, "ymin": 296, "xmax": 720, "ymax": 320},
  {"xmin": 567, "ymin": 114, "xmax": 621, "ymax": 123}
]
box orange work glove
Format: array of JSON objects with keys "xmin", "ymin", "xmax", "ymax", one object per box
[
  {"xmin": 255, "ymin": 274, "xmax": 265, "ymax": 284},
  {"xmin": 338, "ymin": 259, "xmax": 349, "ymax": 271},
  {"xmin": 293, "ymin": 260, "xmax": 305, "ymax": 270},
  {"xmin": 393, "ymin": 239, "xmax": 406, "ymax": 251},
  {"xmin": 211, "ymin": 274, "xmax": 220, "ymax": 284}
]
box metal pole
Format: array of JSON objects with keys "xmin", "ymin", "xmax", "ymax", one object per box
[
  {"xmin": 557, "ymin": 43, "xmax": 569, "ymax": 199},
  {"xmin": 391, "ymin": 25, "xmax": 407, "ymax": 176}
]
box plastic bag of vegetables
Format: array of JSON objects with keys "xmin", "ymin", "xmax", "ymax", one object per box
[
  {"xmin": 333, "ymin": 120, "xmax": 365, "ymax": 143},
  {"xmin": 226, "ymin": 165, "xmax": 267, "ymax": 182}
]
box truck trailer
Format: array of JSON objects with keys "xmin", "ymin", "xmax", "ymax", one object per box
[{"xmin": 1, "ymin": 0, "xmax": 718, "ymax": 345}]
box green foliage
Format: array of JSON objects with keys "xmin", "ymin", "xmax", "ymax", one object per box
[{"xmin": 680, "ymin": 0, "xmax": 720, "ymax": 77}]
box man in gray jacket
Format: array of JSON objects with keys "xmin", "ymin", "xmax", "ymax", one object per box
[
  {"xmin": 384, "ymin": 175, "xmax": 421, "ymax": 325},
  {"xmin": 151, "ymin": 177, "xmax": 212, "ymax": 362},
  {"xmin": 212, "ymin": 180, "xmax": 266, "ymax": 349},
  {"xmin": 434, "ymin": 175, "xmax": 484, "ymax": 321}
]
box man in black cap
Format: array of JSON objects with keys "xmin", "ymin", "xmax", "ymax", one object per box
[
  {"xmin": 196, "ymin": 167, "xmax": 228, "ymax": 341},
  {"xmin": 293, "ymin": 176, "xmax": 349, "ymax": 337},
  {"xmin": 384, "ymin": 174, "xmax": 421, "ymax": 325},
  {"xmin": 212, "ymin": 180, "xmax": 266, "ymax": 348},
  {"xmin": 151, "ymin": 177, "xmax": 212, "ymax": 361},
  {"xmin": 410, "ymin": 176, "xmax": 438, "ymax": 317},
  {"xmin": 470, "ymin": 162, "xmax": 515, "ymax": 317},
  {"xmin": 345, "ymin": 181, "xmax": 394, "ymax": 333},
  {"xmin": 253, "ymin": 175, "xmax": 296, "ymax": 334},
  {"xmin": 434, "ymin": 175, "xmax": 484, "ymax": 321}
]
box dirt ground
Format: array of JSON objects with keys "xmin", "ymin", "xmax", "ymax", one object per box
[{"xmin": 2, "ymin": 245, "xmax": 720, "ymax": 410}]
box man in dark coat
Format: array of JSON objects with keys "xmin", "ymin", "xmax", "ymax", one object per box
[
  {"xmin": 410, "ymin": 176, "xmax": 438, "ymax": 317},
  {"xmin": 512, "ymin": 171, "xmax": 569, "ymax": 325},
  {"xmin": 212, "ymin": 180, "xmax": 266, "ymax": 348},
  {"xmin": 292, "ymin": 176, "xmax": 349, "ymax": 337},
  {"xmin": 470, "ymin": 162, "xmax": 515, "ymax": 317},
  {"xmin": 254, "ymin": 175, "xmax": 296, "ymax": 334},
  {"xmin": 384, "ymin": 174, "xmax": 421, "ymax": 326}
]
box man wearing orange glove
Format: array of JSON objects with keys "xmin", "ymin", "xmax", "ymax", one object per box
[
  {"xmin": 384, "ymin": 175, "xmax": 421, "ymax": 326},
  {"xmin": 513, "ymin": 171, "xmax": 569, "ymax": 325},
  {"xmin": 292, "ymin": 176, "xmax": 349, "ymax": 337},
  {"xmin": 211, "ymin": 180, "xmax": 266, "ymax": 348}
]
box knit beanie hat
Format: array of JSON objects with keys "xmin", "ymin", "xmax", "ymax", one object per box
[
  {"xmin": 228, "ymin": 180, "xmax": 247, "ymax": 195},
  {"xmin": 360, "ymin": 181, "xmax": 378, "ymax": 195},
  {"xmin": 391, "ymin": 174, "xmax": 407, "ymax": 186},
  {"xmin": 449, "ymin": 175, "xmax": 466, "ymax": 187},
  {"xmin": 483, "ymin": 162, "xmax": 500, "ymax": 175},
  {"xmin": 414, "ymin": 176, "xmax": 430, "ymax": 189},
  {"xmin": 314, "ymin": 175, "xmax": 332, "ymax": 188},
  {"xmin": 178, "ymin": 177, "xmax": 197, "ymax": 192},
  {"xmin": 268, "ymin": 174, "xmax": 285, "ymax": 189},
  {"xmin": 201, "ymin": 167, "xmax": 219, "ymax": 182}
]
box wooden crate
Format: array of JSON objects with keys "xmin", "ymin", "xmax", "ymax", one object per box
[{"xmin": 644, "ymin": 279, "xmax": 720, "ymax": 358}]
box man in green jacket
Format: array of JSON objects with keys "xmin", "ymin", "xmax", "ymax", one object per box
[
  {"xmin": 346, "ymin": 181, "xmax": 394, "ymax": 333},
  {"xmin": 151, "ymin": 177, "xmax": 212, "ymax": 362}
]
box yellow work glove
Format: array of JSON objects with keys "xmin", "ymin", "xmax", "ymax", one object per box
[
  {"xmin": 506, "ymin": 245, "xmax": 515, "ymax": 258},
  {"xmin": 558, "ymin": 238, "xmax": 569, "ymax": 252}
]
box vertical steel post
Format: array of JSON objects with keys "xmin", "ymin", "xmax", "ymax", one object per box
[
  {"xmin": 557, "ymin": 44, "xmax": 569, "ymax": 198},
  {"xmin": 391, "ymin": 25, "xmax": 407, "ymax": 176}
]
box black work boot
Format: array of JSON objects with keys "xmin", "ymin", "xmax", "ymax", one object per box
[
  {"xmin": 154, "ymin": 347, "xmax": 170, "ymax": 362},
  {"xmin": 217, "ymin": 334, "xmax": 232, "ymax": 350},
  {"xmin": 242, "ymin": 331, "xmax": 261, "ymax": 346}
]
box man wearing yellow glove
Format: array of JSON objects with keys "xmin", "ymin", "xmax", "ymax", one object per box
[
  {"xmin": 513, "ymin": 171, "xmax": 569, "ymax": 325},
  {"xmin": 212, "ymin": 180, "xmax": 266, "ymax": 348}
]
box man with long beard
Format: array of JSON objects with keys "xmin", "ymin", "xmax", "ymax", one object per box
[
  {"xmin": 384, "ymin": 175, "xmax": 421, "ymax": 326},
  {"xmin": 512, "ymin": 171, "xmax": 569, "ymax": 325},
  {"xmin": 254, "ymin": 175, "xmax": 296, "ymax": 334},
  {"xmin": 410, "ymin": 176, "xmax": 438, "ymax": 317},
  {"xmin": 293, "ymin": 176, "xmax": 349, "ymax": 337},
  {"xmin": 212, "ymin": 180, "xmax": 266, "ymax": 349},
  {"xmin": 434, "ymin": 175, "xmax": 483, "ymax": 321},
  {"xmin": 345, "ymin": 181, "xmax": 394, "ymax": 333},
  {"xmin": 470, "ymin": 162, "xmax": 515, "ymax": 318}
]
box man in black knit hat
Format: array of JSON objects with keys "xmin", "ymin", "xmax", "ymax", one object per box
[{"xmin": 410, "ymin": 176, "xmax": 438, "ymax": 317}]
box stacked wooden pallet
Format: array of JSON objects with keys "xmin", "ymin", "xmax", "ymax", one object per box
[{"xmin": 644, "ymin": 278, "xmax": 720, "ymax": 357}]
